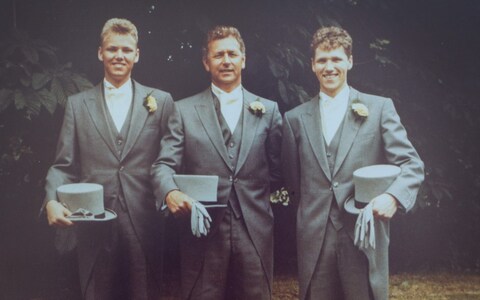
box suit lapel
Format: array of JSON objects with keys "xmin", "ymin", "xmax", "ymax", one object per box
[
  {"xmin": 301, "ymin": 95, "xmax": 331, "ymax": 181},
  {"xmin": 332, "ymin": 88, "xmax": 364, "ymax": 177},
  {"xmin": 121, "ymin": 81, "xmax": 150, "ymax": 161},
  {"xmin": 195, "ymin": 89, "xmax": 231, "ymax": 168},
  {"xmin": 83, "ymin": 83, "xmax": 119, "ymax": 159},
  {"xmin": 235, "ymin": 89, "xmax": 261, "ymax": 175}
]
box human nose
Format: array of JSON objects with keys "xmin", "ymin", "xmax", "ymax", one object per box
[
  {"xmin": 222, "ymin": 54, "xmax": 232, "ymax": 64},
  {"xmin": 325, "ymin": 60, "xmax": 334, "ymax": 70},
  {"xmin": 114, "ymin": 50, "xmax": 125, "ymax": 60}
]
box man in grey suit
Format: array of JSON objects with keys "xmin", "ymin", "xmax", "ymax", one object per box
[
  {"xmin": 43, "ymin": 18, "xmax": 173, "ymax": 299},
  {"xmin": 282, "ymin": 26, "xmax": 424, "ymax": 300},
  {"xmin": 151, "ymin": 26, "xmax": 282, "ymax": 299}
]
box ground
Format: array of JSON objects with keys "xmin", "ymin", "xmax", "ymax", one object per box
[
  {"xmin": 271, "ymin": 273, "xmax": 480, "ymax": 300},
  {"xmin": 158, "ymin": 272, "xmax": 480, "ymax": 299}
]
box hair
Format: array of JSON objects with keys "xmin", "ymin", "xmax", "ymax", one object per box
[
  {"xmin": 310, "ymin": 26, "xmax": 352, "ymax": 58},
  {"xmin": 202, "ymin": 25, "xmax": 245, "ymax": 60},
  {"xmin": 100, "ymin": 18, "xmax": 138, "ymax": 45}
]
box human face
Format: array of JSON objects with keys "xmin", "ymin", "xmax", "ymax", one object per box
[
  {"xmin": 311, "ymin": 46, "xmax": 352, "ymax": 97},
  {"xmin": 203, "ymin": 37, "xmax": 245, "ymax": 92},
  {"xmin": 98, "ymin": 33, "xmax": 139, "ymax": 87}
]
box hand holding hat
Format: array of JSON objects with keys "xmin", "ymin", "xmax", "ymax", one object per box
[
  {"xmin": 345, "ymin": 164, "xmax": 401, "ymax": 250},
  {"xmin": 46, "ymin": 200, "xmax": 74, "ymax": 227}
]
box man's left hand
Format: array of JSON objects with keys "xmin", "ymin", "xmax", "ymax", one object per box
[{"xmin": 372, "ymin": 193, "xmax": 398, "ymax": 220}]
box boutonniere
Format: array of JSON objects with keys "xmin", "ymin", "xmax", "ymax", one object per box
[
  {"xmin": 248, "ymin": 100, "xmax": 266, "ymax": 116},
  {"xmin": 351, "ymin": 100, "xmax": 368, "ymax": 119},
  {"xmin": 144, "ymin": 91, "xmax": 157, "ymax": 113}
]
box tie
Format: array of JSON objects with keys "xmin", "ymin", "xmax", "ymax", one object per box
[{"xmin": 213, "ymin": 96, "xmax": 232, "ymax": 144}]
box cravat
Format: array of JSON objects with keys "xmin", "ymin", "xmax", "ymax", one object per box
[{"xmin": 213, "ymin": 96, "xmax": 232, "ymax": 144}]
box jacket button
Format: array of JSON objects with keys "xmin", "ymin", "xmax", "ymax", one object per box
[
  {"xmin": 229, "ymin": 176, "xmax": 233, "ymax": 182},
  {"xmin": 119, "ymin": 166, "xmax": 125, "ymax": 171},
  {"xmin": 333, "ymin": 182, "xmax": 339, "ymax": 188}
]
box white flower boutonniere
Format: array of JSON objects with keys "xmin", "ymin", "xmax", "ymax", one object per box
[
  {"xmin": 351, "ymin": 101, "xmax": 368, "ymax": 120},
  {"xmin": 270, "ymin": 187, "xmax": 290, "ymax": 206},
  {"xmin": 248, "ymin": 100, "xmax": 266, "ymax": 116},
  {"xmin": 144, "ymin": 91, "xmax": 157, "ymax": 113}
]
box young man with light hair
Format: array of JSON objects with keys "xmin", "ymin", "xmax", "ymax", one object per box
[{"xmin": 44, "ymin": 18, "xmax": 173, "ymax": 299}]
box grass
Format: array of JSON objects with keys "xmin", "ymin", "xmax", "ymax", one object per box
[
  {"xmin": 159, "ymin": 272, "xmax": 480, "ymax": 299},
  {"xmin": 272, "ymin": 273, "xmax": 480, "ymax": 300}
]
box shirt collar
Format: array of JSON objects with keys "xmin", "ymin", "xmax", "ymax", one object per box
[
  {"xmin": 104, "ymin": 79, "xmax": 132, "ymax": 94},
  {"xmin": 320, "ymin": 85, "xmax": 350, "ymax": 105},
  {"xmin": 211, "ymin": 83, "xmax": 243, "ymax": 104}
]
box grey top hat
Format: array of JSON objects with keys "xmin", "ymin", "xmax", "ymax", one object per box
[
  {"xmin": 173, "ymin": 174, "xmax": 226, "ymax": 208},
  {"xmin": 344, "ymin": 164, "xmax": 401, "ymax": 215},
  {"xmin": 57, "ymin": 183, "xmax": 117, "ymax": 222}
]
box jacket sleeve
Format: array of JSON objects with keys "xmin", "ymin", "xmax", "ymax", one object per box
[
  {"xmin": 381, "ymin": 98, "xmax": 425, "ymax": 212},
  {"xmin": 151, "ymin": 102, "xmax": 184, "ymax": 210},
  {"xmin": 265, "ymin": 102, "xmax": 283, "ymax": 192},
  {"xmin": 42, "ymin": 96, "xmax": 80, "ymax": 211},
  {"xmin": 281, "ymin": 112, "xmax": 301, "ymax": 206}
]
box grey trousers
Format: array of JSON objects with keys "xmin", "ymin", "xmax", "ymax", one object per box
[
  {"xmin": 306, "ymin": 219, "xmax": 372, "ymax": 300},
  {"xmin": 77, "ymin": 203, "xmax": 160, "ymax": 300},
  {"xmin": 187, "ymin": 208, "xmax": 270, "ymax": 300}
]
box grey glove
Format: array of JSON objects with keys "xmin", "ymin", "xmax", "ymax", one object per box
[
  {"xmin": 354, "ymin": 202, "xmax": 376, "ymax": 249},
  {"xmin": 190, "ymin": 201, "xmax": 212, "ymax": 238}
]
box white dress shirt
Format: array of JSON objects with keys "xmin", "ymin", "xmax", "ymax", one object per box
[
  {"xmin": 104, "ymin": 79, "xmax": 133, "ymax": 132},
  {"xmin": 319, "ymin": 86, "xmax": 350, "ymax": 145},
  {"xmin": 211, "ymin": 84, "xmax": 243, "ymax": 132}
]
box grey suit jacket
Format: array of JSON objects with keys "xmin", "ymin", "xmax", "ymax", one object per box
[
  {"xmin": 43, "ymin": 80, "xmax": 174, "ymax": 293},
  {"xmin": 282, "ymin": 87, "xmax": 424, "ymax": 300},
  {"xmin": 151, "ymin": 88, "xmax": 282, "ymax": 298}
]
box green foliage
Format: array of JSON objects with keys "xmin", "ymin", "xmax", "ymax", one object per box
[
  {"xmin": 0, "ymin": 30, "xmax": 93, "ymax": 118},
  {"xmin": 0, "ymin": 30, "xmax": 93, "ymax": 204}
]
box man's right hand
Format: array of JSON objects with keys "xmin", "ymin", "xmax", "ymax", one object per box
[
  {"xmin": 46, "ymin": 200, "xmax": 73, "ymax": 227},
  {"xmin": 166, "ymin": 190, "xmax": 194, "ymax": 217}
]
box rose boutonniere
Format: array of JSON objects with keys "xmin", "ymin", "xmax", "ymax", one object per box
[
  {"xmin": 351, "ymin": 100, "xmax": 368, "ymax": 120},
  {"xmin": 144, "ymin": 91, "xmax": 157, "ymax": 113},
  {"xmin": 248, "ymin": 100, "xmax": 266, "ymax": 116}
]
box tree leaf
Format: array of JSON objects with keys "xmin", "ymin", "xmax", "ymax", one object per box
[
  {"xmin": 71, "ymin": 74, "xmax": 93, "ymax": 92},
  {"xmin": 14, "ymin": 90, "xmax": 26, "ymax": 109},
  {"xmin": 25, "ymin": 92, "xmax": 42, "ymax": 117},
  {"xmin": 32, "ymin": 72, "xmax": 52, "ymax": 90},
  {"xmin": 278, "ymin": 80, "xmax": 289, "ymax": 103},
  {"xmin": 0, "ymin": 89, "xmax": 14, "ymax": 112},
  {"xmin": 61, "ymin": 76, "xmax": 78, "ymax": 96},
  {"xmin": 21, "ymin": 46, "xmax": 39, "ymax": 64},
  {"xmin": 50, "ymin": 77, "xmax": 67, "ymax": 106},
  {"xmin": 38, "ymin": 88, "xmax": 57, "ymax": 115},
  {"xmin": 267, "ymin": 55, "xmax": 286, "ymax": 78}
]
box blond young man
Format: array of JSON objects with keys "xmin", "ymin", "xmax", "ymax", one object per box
[{"xmin": 43, "ymin": 18, "xmax": 173, "ymax": 299}]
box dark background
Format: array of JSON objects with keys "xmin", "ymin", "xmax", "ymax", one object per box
[{"xmin": 1, "ymin": 0, "xmax": 480, "ymax": 299}]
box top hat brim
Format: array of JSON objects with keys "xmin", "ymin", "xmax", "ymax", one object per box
[
  {"xmin": 200, "ymin": 202, "xmax": 227, "ymax": 209},
  {"xmin": 67, "ymin": 208, "xmax": 117, "ymax": 222},
  {"xmin": 344, "ymin": 196, "xmax": 362, "ymax": 215}
]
